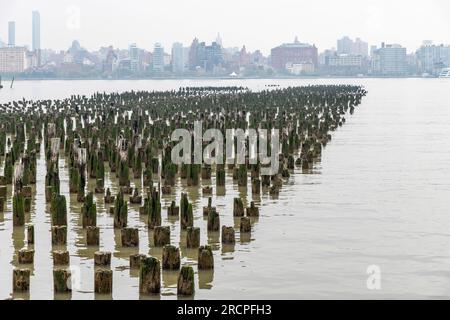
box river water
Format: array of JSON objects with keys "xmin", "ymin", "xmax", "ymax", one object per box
[{"xmin": 0, "ymin": 78, "xmax": 450, "ymax": 299}]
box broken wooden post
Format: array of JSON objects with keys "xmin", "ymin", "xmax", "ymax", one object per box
[
  {"xmin": 251, "ymin": 178, "xmax": 261, "ymax": 194},
  {"xmin": 27, "ymin": 224, "xmax": 34, "ymax": 244},
  {"xmin": 180, "ymin": 193, "xmax": 193, "ymax": 229},
  {"xmin": 53, "ymin": 250, "xmax": 70, "ymax": 266},
  {"xmin": 233, "ymin": 198, "xmax": 244, "ymax": 217},
  {"xmin": 186, "ymin": 227, "xmax": 200, "ymax": 248},
  {"xmin": 51, "ymin": 194, "xmax": 67, "ymax": 226},
  {"xmin": 139, "ymin": 256, "xmax": 161, "ymax": 294},
  {"xmin": 94, "ymin": 251, "xmax": 111, "ymax": 266},
  {"xmin": 162, "ymin": 245, "xmax": 181, "ymax": 270},
  {"xmin": 104, "ymin": 188, "xmax": 115, "ymax": 203},
  {"xmin": 82, "ymin": 192, "xmax": 97, "ymax": 228},
  {"xmin": 53, "ymin": 269, "xmax": 71, "ymax": 292},
  {"xmin": 86, "ymin": 226, "xmax": 100, "ymax": 246},
  {"xmin": 240, "ymin": 217, "xmax": 251, "ymax": 233},
  {"xmin": 207, "ymin": 208, "xmax": 220, "ymax": 232},
  {"xmin": 153, "ymin": 226, "xmax": 170, "ymax": 246},
  {"xmin": 113, "ymin": 191, "xmax": 128, "ymax": 228},
  {"xmin": 51, "ymin": 225, "xmax": 67, "ymax": 245},
  {"xmin": 121, "ymin": 227, "xmax": 139, "ymax": 247},
  {"xmin": 18, "ymin": 248, "xmax": 34, "ymax": 264},
  {"xmin": 198, "ymin": 245, "xmax": 214, "ymax": 270},
  {"xmin": 13, "ymin": 193, "xmax": 25, "ymax": 226},
  {"xmin": 246, "ymin": 201, "xmax": 259, "ymax": 217},
  {"xmin": 13, "ymin": 268, "xmax": 31, "ymax": 292},
  {"xmin": 95, "ymin": 269, "xmax": 113, "ymax": 294},
  {"xmin": 167, "ymin": 200, "xmax": 179, "ymax": 216},
  {"xmin": 130, "ymin": 253, "xmax": 146, "ymax": 269},
  {"xmin": 177, "ymin": 265, "xmax": 195, "ymax": 296},
  {"xmin": 221, "ymin": 226, "xmax": 236, "ymax": 244}
]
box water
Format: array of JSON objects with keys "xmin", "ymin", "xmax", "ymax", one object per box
[{"xmin": 1, "ymin": 78, "xmax": 450, "ymax": 299}]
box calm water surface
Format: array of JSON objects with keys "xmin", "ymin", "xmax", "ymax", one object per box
[{"xmin": 1, "ymin": 78, "xmax": 450, "ymax": 299}]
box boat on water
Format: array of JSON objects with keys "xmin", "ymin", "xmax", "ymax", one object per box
[{"xmin": 438, "ymin": 68, "xmax": 450, "ymax": 78}]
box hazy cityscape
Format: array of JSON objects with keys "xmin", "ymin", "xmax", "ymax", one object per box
[{"xmin": 1, "ymin": 10, "xmax": 450, "ymax": 79}]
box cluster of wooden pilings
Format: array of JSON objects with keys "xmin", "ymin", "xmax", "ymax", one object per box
[{"xmin": 0, "ymin": 85, "xmax": 367, "ymax": 297}]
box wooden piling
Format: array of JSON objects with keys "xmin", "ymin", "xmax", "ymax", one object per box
[
  {"xmin": 139, "ymin": 256, "xmax": 161, "ymax": 294},
  {"xmin": 162, "ymin": 245, "xmax": 181, "ymax": 270},
  {"xmin": 177, "ymin": 266, "xmax": 195, "ymax": 296}
]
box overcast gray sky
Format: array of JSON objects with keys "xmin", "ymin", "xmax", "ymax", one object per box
[{"xmin": 1, "ymin": 0, "xmax": 449, "ymax": 54}]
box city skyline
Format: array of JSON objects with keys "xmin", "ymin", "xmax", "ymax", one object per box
[{"xmin": 1, "ymin": 0, "xmax": 450, "ymax": 54}]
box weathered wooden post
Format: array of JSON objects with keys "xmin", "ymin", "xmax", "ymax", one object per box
[
  {"xmin": 186, "ymin": 227, "xmax": 200, "ymax": 248},
  {"xmin": 13, "ymin": 268, "xmax": 31, "ymax": 292},
  {"xmin": 121, "ymin": 227, "xmax": 139, "ymax": 247},
  {"xmin": 94, "ymin": 251, "xmax": 111, "ymax": 266},
  {"xmin": 221, "ymin": 226, "xmax": 236, "ymax": 244},
  {"xmin": 167, "ymin": 200, "xmax": 179, "ymax": 216},
  {"xmin": 51, "ymin": 194, "xmax": 67, "ymax": 226},
  {"xmin": 246, "ymin": 201, "xmax": 259, "ymax": 217},
  {"xmin": 180, "ymin": 193, "xmax": 193, "ymax": 229},
  {"xmin": 153, "ymin": 226, "xmax": 170, "ymax": 246},
  {"xmin": 198, "ymin": 246, "xmax": 214, "ymax": 270},
  {"xmin": 113, "ymin": 191, "xmax": 128, "ymax": 228},
  {"xmin": 139, "ymin": 256, "xmax": 161, "ymax": 294},
  {"xmin": 130, "ymin": 253, "xmax": 145, "ymax": 269},
  {"xmin": 53, "ymin": 250, "xmax": 70, "ymax": 265},
  {"xmin": 51, "ymin": 225, "xmax": 67, "ymax": 245},
  {"xmin": 240, "ymin": 217, "xmax": 251, "ymax": 233},
  {"xmin": 233, "ymin": 198, "xmax": 244, "ymax": 217},
  {"xmin": 86, "ymin": 226, "xmax": 100, "ymax": 246},
  {"xmin": 27, "ymin": 224, "xmax": 34, "ymax": 244},
  {"xmin": 162, "ymin": 245, "xmax": 181, "ymax": 270},
  {"xmin": 13, "ymin": 193, "xmax": 25, "ymax": 226},
  {"xmin": 53, "ymin": 269, "xmax": 71, "ymax": 292},
  {"xmin": 177, "ymin": 266, "xmax": 195, "ymax": 296},
  {"xmin": 82, "ymin": 192, "xmax": 97, "ymax": 228},
  {"xmin": 207, "ymin": 208, "xmax": 220, "ymax": 232},
  {"xmin": 251, "ymin": 178, "xmax": 261, "ymax": 194},
  {"xmin": 0, "ymin": 196, "xmax": 4, "ymax": 212},
  {"xmin": 104, "ymin": 188, "xmax": 115, "ymax": 203},
  {"xmin": 18, "ymin": 248, "xmax": 34, "ymax": 264},
  {"xmin": 95, "ymin": 269, "xmax": 113, "ymax": 294}
]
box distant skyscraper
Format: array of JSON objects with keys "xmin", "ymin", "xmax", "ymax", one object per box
[
  {"xmin": 216, "ymin": 33, "xmax": 223, "ymax": 47},
  {"xmin": 372, "ymin": 43, "xmax": 407, "ymax": 75},
  {"xmin": 32, "ymin": 11, "xmax": 41, "ymax": 51},
  {"xmin": 337, "ymin": 36, "xmax": 368, "ymax": 57},
  {"xmin": 152, "ymin": 43, "xmax": 164, "ymax": 72},
  {"xmin": 337, "ymin": 36, "xmax": 353, "ymax": 55},
  {"xmin": 129, "ymin": 43, "xmax": 139, "ymax": 72},
  {"xmin": 171, "ymin": 42, "xmax": 184, "ymax": 73},
  {"xmin": 8, "ymin": 21, "xmax": 16, "ymax": 46}
]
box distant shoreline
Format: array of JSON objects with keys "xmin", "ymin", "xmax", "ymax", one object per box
[{"xmin": 0, "ymin": 75, "xmax": 441, "ymax": 81}]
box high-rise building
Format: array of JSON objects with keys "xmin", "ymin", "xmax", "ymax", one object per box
[
  {"xmin": 152, "ymin": 43, "xmax": 164, "ymax": 72},
  {"xmin": 372, "ymin": 43, "xmax": 407, "ymax": 75},
  {"xmin": 216, "ymin": 33, "xmax": 223, "ymax": 47},
  {"xmin": 171, "ymin": 42, "xmax": 184, "ymax": 74},
  {"xmin": 129, "ymin": 43, "xmax": 139, "ymax": 72},
  {"xmin": 416, "ymin": 41, "xmax": 450, "ymax": 75},
  {"xmin": 337, "ymin": 36, "xmax": 368, "ymax": 57},
  {"xmin": 8, "ymin": 21, "xmax": 16, "ymax": 46},
  {"xmin": 32, "ymin": 11, "xmax": 41, "ymax": 51},
  {"xmin": 0, "ymin": 47, "xmax": 27, "ymax": 72},
  {"xmin": 270, "ymin": 37, "xmax": 318, "ymax": 71},
  {"xmin": 337, "ymin": 36, "xmax": 353, "ymax": 55}
]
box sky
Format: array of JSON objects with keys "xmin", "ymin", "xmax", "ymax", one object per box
[{"xmin": 1, "ymin": 0, "xmax": 449, "ymax": 54}]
